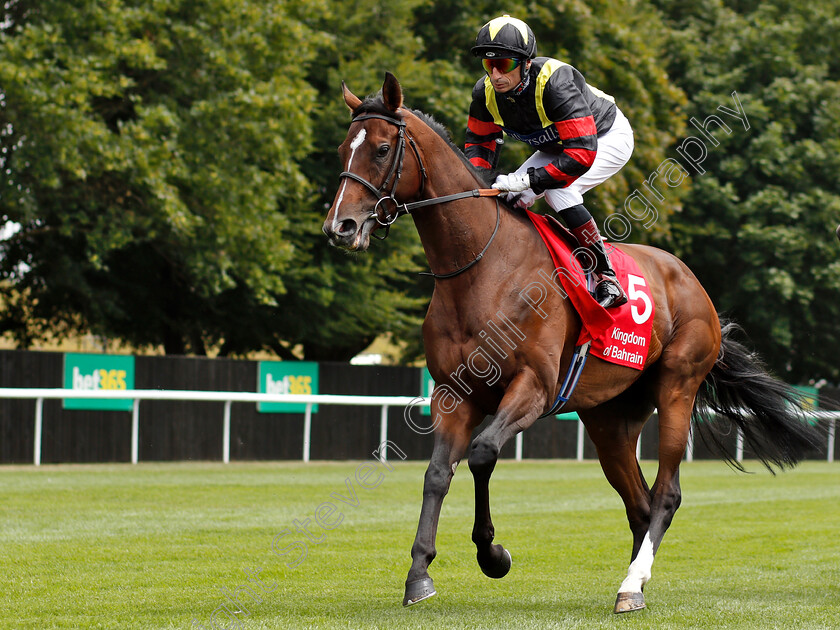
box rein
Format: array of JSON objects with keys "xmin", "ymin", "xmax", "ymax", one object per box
[{"xmin": 338, "ymin": 112, "xmax": 501, "ymax": 279}]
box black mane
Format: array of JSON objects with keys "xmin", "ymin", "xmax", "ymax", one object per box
[{"xmin": 352, "ymin": 94, "xmax": 493, "ymax": 187}]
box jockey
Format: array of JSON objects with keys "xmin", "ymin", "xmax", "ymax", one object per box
[{"xmin": 464, "ymin": 15, "xmax": 633, "ymax": 308}]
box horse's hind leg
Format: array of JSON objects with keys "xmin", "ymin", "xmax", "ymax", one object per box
[
  {"xmin": 581, "ymin": 390, "xmax": 655, "ymax": 612},
  {"xmin": 608, "ymin": 387, "xmax": 694, "ymax": 612},
  {"xmin": 611, "ymin": 320, "xmax": 718, "ymax": 612}
]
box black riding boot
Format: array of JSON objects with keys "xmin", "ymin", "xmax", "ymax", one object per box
[{"xmin": 561, "ymin": 205, "xmax": 628, "ymax": 309}]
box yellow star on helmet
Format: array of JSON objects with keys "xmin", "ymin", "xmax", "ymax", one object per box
[{"xmin": 487, "ymin": 15, "xmax": 529, "ymax": 45}]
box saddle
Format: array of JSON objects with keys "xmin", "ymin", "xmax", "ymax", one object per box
[{"xmin": 526, "ymin": 211, "xmax": 654, "ymax": 372}]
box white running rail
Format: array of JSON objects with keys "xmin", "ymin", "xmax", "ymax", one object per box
[
  {"xmin": 1, "ymin": 389, "xmax": 837, "ymax": 466},
  {"xmin": 1, "ymin": 388, "xmax": 429, "ymax": 466}
]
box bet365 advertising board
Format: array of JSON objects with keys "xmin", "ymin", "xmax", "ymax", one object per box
[
  {"xmin": 257, "ymin": 361, "xmax": 319, "ymax": 413},
  {"xmin": 63, "ymin": 353, "xmax": 135, "ymax": 411}
]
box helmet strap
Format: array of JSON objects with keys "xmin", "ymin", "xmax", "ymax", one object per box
[{"xmin": 512, "ymin": 60, "xmax": 531, "ymax": 96}]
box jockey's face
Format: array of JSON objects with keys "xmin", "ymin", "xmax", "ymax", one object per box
[{"xmin": 488, "ymin": 60, "xmax": 528, "ymax": 93}]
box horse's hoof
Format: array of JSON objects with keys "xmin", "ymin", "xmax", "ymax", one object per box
[
  {"xmin": 403, "ymin": 577, "xmax": 436, "ymax": 606},
  {"xmin": 478, "ymin": 544, "xmax": 512, "ymax": 579},
  {"xmin": 614, "ymin": 591, "xmax": 646, "ymax": 613}
]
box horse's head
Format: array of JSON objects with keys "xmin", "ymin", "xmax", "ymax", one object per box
[{"xmin": 323, "ymin": 73, "xmax": 421, "ymax": 251}]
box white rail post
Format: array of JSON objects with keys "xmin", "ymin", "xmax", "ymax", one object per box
[
  {"xmin": 686, "ymin": 427, "xmax": 694, "ymax": 462},
  {"xmin": 827, "ymin": 417, "xmax": 835, "ymax": 464},
  {"xmin": 302, "ymin": 403, "xmax": 312, "ymax": 463},
  {"xmin": 735, "ymin": 427, "xmax": 744, "ymax": 463},
  {"xmin": 515, "ymin": 433, "xmax": 523, "ymax": 461},
  {"xmin": 34, "ymin": 397, "xmax": 44, "ymax": 466},
  {"xmin": 379, "ymin": 405, "xmax": 389, "ymax": 461},
  {"xmin": 222, "ymin": 400, "xmax": 232, "ymax": 464},
  {"xmin": 131, "ymin": 399, "xmax": 140, "ymax": 464},
  {"xmin": 576, "ymin": 419, "xmax": 585, "ymax": 461}
]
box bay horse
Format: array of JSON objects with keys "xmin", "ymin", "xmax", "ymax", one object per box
[{"xmin": 322, "ymin": 73, "xmax": 820, "ymax": 613}]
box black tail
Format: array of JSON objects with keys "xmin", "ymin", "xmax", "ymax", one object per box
[{"xmin": 692, "ymin": 319, "xmax": 824, "ymax": 472}]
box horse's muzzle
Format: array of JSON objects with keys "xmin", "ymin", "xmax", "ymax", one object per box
[{"xmin": 322, "ymin": 215, "xmax": 373, "ymax": 251}]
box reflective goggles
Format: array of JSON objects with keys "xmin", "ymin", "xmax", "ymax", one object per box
[{"xmin": 481, "ymin": 57, "xmax": 522, "ymax": 75}]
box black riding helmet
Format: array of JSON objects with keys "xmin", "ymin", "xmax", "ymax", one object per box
[{"xmin": 471, "ymin": 15, "xmax": 537, "ymax": 60}]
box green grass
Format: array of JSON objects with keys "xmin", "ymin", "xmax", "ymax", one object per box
[{"xmin": 2, "ymin": 459, "xmax": 838, "ymax": 629}]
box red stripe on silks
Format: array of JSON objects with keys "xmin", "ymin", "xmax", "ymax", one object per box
[
  {"xmin": 545, "ymin": 162, "xmax": 574, "ymax": 182},
  {"xmin": 563, "ymin": 147, "xmax": 597, "ymax": 168},
  {"xmin": 469, "ymin": 157, "xmax": 493, "ymax": 169},
  {"xmin": 466, "ymin": 140, "xmax": 499, "ymax": 151},
  {"xmin": 554, "ymin": 116, "xmax": 597, "ymax": 140},
  {"xmin": 468, "ymin": 116, "xmax": 502, "ymax": 136}
]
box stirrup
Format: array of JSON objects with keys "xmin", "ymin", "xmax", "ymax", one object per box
[{"xmin": 594, "ymin": 274, "xmax": 628, "ymax": 309}]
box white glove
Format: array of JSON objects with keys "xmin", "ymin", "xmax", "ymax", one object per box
[
  {"xmin": 506, "ymin": 189, "xmax": 540, "ymax": 209},
  {"xmin": 492, "ymin": 172, "xmax": 531, "ymax": 193}
]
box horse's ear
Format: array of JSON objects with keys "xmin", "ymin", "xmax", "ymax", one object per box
[
  {"xmin": 342, "ymin": 81, "xmax": 362, "ymax": 112},
  {"xmin": 382, "ymin": 72, "xmax": 403, "ymax": 112}
]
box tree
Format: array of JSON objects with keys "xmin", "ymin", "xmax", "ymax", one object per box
[
  {"xmin": 1, "ymin": 0, "xmax": 319, "ymax": 354},
  {"xmin": 9, "ymin": 0, "xmax": 774, "ymax": 367},
  {"xmin": 653, "ymin": 0, "xmax": 840, "ymax": 381}
]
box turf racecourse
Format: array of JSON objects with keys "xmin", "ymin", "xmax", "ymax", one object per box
[{"xmin": 2, "ymin": 459, "xmax": 838, "ymax": 630}]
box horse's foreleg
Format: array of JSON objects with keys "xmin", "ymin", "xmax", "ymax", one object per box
[
  {"xmin": 403, "ymin": 409, "xmax": 475, "ymax": 606},
  {"xmin": 468, "ymin": 371, "xmax": 545, "ymax": 579},
  {"xmin": 469, "ymin": 437, "xmax": 512, "ymax": 579}
]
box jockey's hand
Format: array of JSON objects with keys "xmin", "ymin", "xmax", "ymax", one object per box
[
  {"xmin": 492, "ymin": 172, "xmax": 531, "ymax": 193},
  {"xmin": 506, "ymin": 189, "xmax": 540, "ymax": 209}
]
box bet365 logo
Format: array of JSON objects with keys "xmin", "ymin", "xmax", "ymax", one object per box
[
  {"xmin": 265, "ymin": 374, "xmax": 312, "ymax": 396},
  {"xmin": 72, "ymin": 367, "xmax": 128, "ymax": 391}
]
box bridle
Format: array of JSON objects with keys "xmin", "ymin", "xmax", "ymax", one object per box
[
  {"xmin": 337, "ymin": 111, "xmax": 502, "ymax": 279},
  {"xmin": 338, "ymin": 113, "xmax": 424, "ymax": 234}
]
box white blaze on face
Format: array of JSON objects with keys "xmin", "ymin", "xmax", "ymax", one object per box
[
  {"xmin": 618, "ymin": 533, "xmax": 654, "ymax": 594},
  {"xmin": 332, "ymin": 128, "xmax": 367, "ymax": 232}
]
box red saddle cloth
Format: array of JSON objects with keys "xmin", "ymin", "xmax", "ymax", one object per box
[{"xmin": 526, "ymin": 211, "xmax": 654, "ymax": 370}]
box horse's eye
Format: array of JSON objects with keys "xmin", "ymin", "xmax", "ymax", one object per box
[{"xmin": 377, "ymin": 144, "xmax": 390, "ymax": 158}]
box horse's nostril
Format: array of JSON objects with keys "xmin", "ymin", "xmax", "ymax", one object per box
[{"xmin": 337, "ymin": 219, "xmax": 357, "ymax": 236}]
